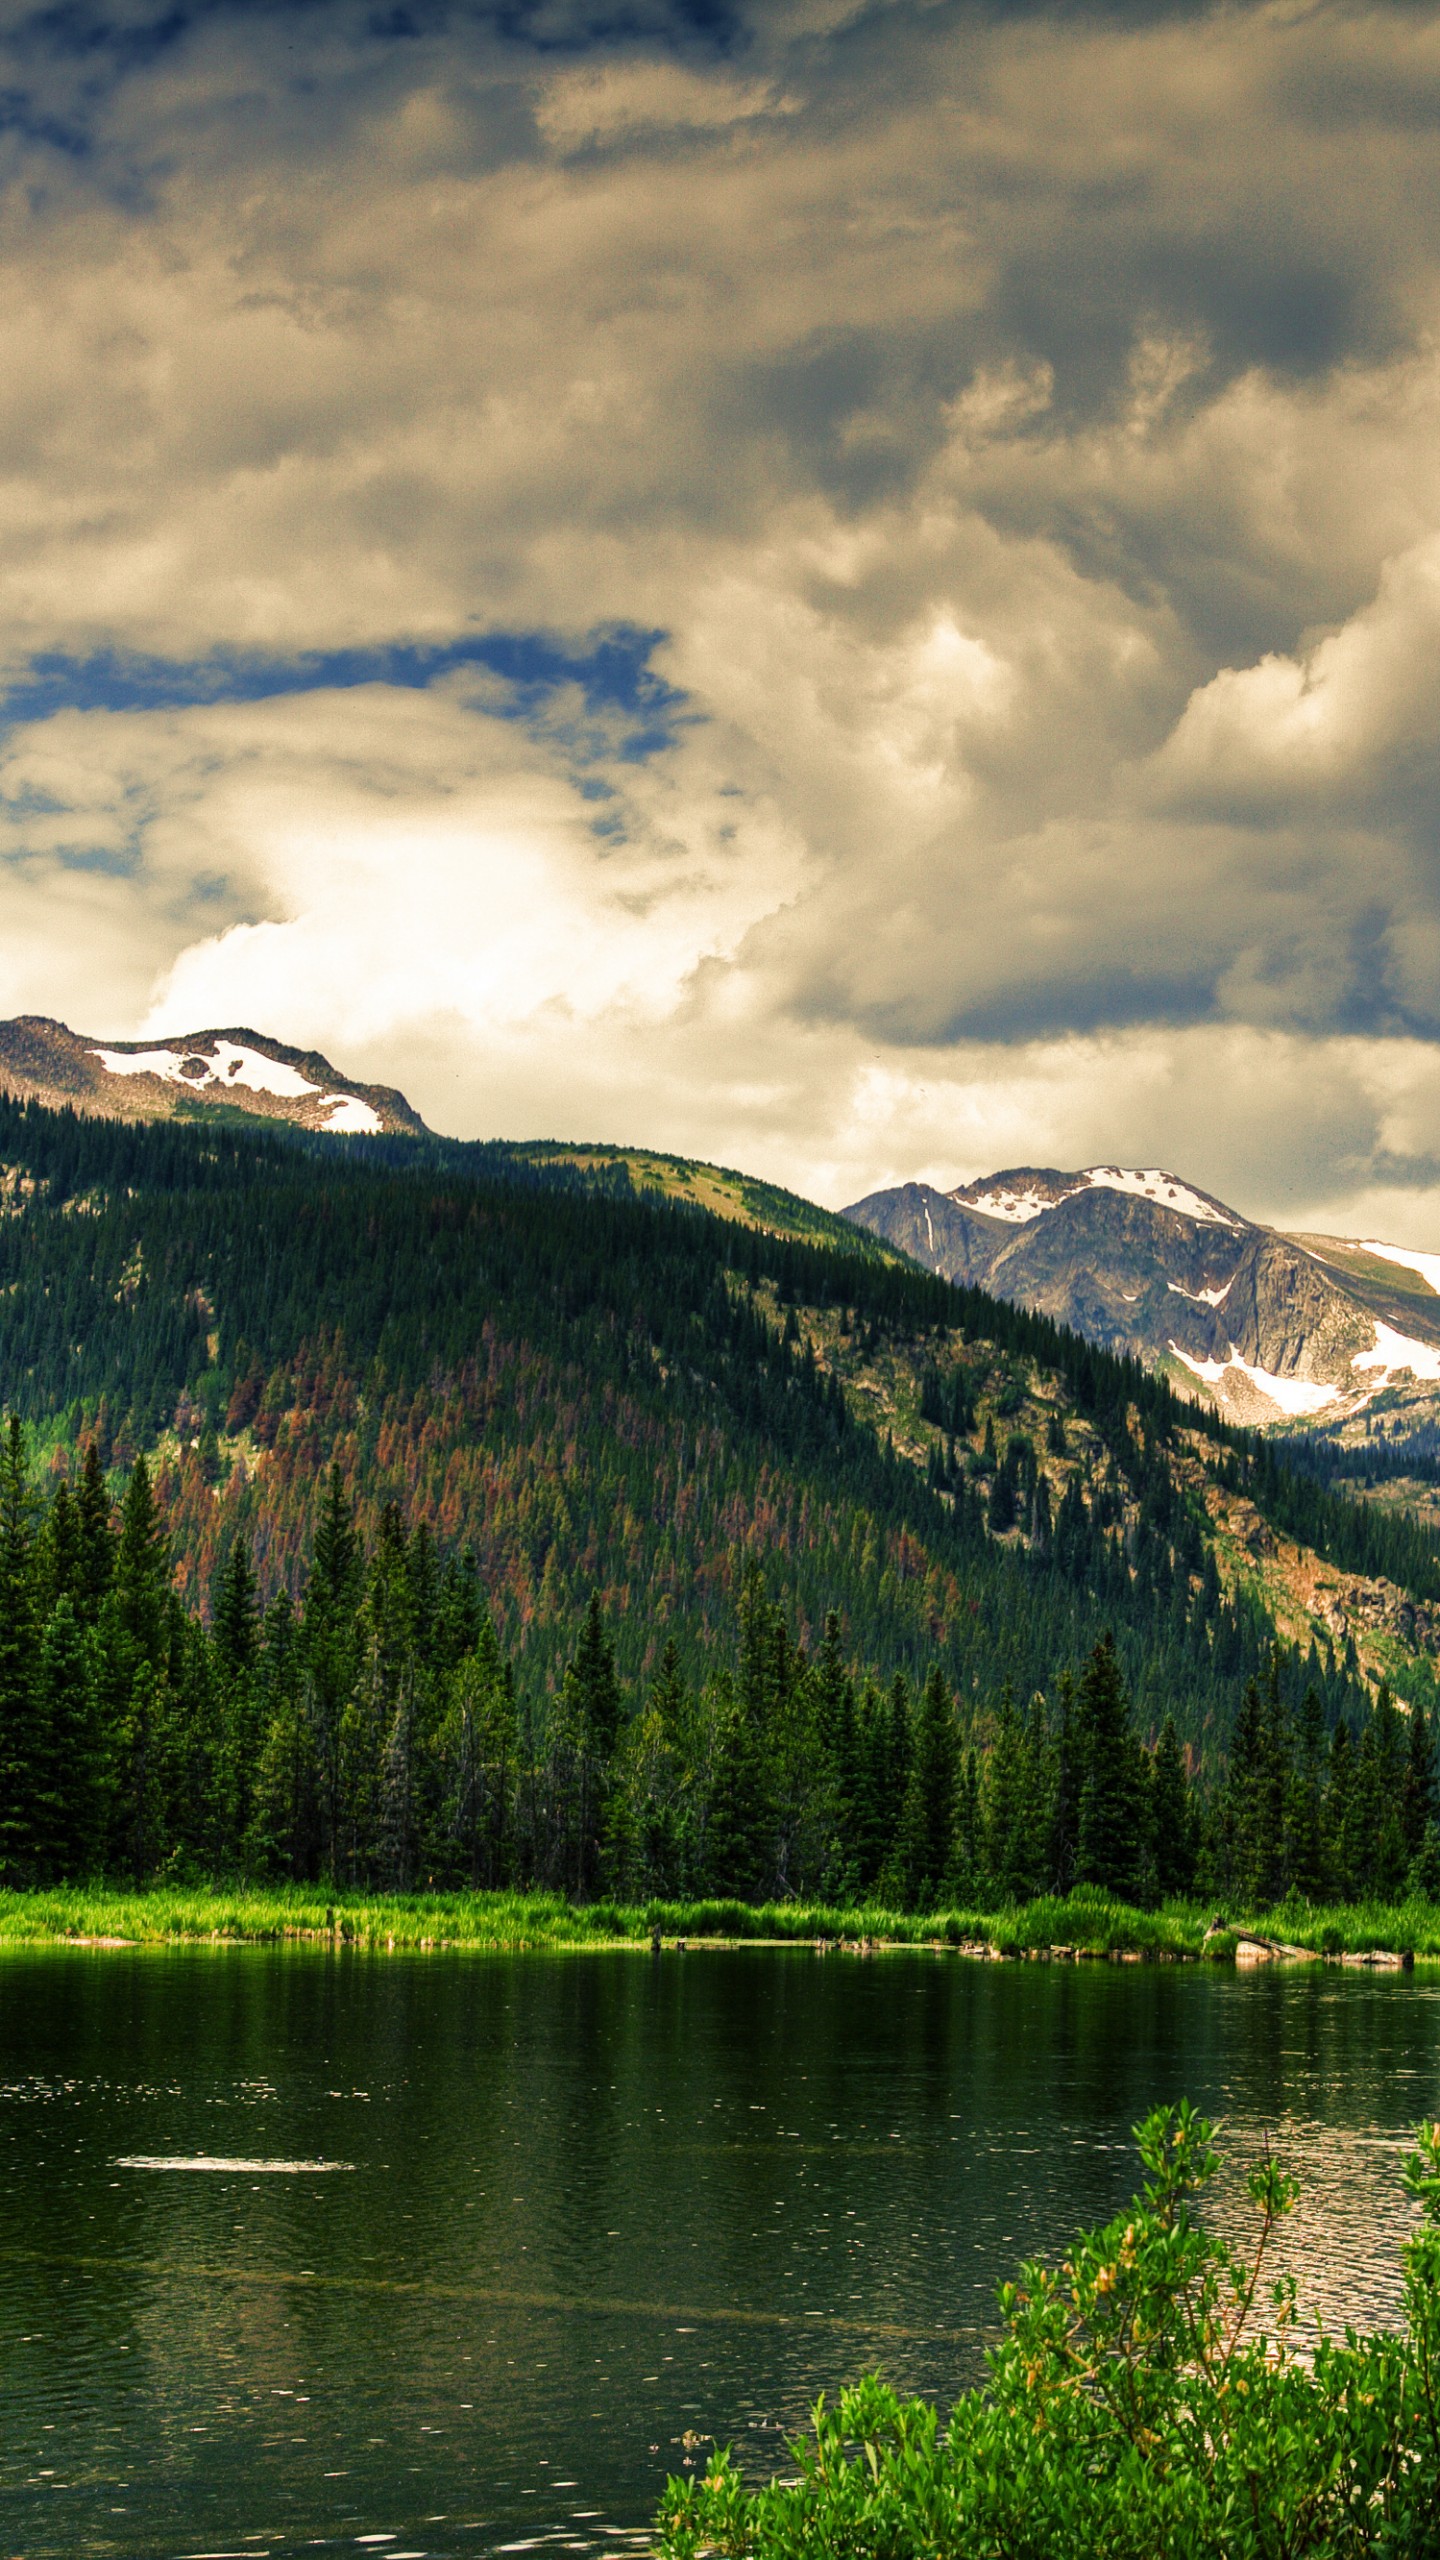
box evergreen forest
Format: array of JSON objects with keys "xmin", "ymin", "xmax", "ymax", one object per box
[
  {"xmin": 0, "ymin": 1094, "xmax": 1437, "ymax": 1902},
  {"xmin": 0, "ymin": 1422, "xmax": 1435, "ymax": 1908}
]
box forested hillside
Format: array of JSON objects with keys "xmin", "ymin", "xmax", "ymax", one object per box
[{"xmin": 0, "ymin": 1093, "xmax": 1436, "ymax": 1901}]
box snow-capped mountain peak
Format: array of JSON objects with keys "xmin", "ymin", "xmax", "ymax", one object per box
[
  {"xmin": 1077, "ymin": 1166, "xmax": 1240, "ymax": 1226},
  {"xmin": 0, "ymin": 1016, "xmax": 426, "ymax": 1138},
  {"xmin": 953, "ymin": 1163, "xmax": 1239, "ymax": 1228},
  {"xmin": 91, "ymin": 1039, "xmax": 384, "ymax": 1134},
  {"xmin": 844, "ymin": 1158, "xmax": 1440, "ymax": 1432}
]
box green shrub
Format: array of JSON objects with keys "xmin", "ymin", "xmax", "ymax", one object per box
[{"xmin": 656, "ymin": 2101, "xmax": 1440, "ymax": 2558}]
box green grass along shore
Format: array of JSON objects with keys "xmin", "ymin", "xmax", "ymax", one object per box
[{"xmin": 2, "ymin": 1884, "xmax": 1439, "ymax": 1960}]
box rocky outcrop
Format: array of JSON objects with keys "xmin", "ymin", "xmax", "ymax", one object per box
[{"xmin": 842, "ymin": 1182, "xmax": 1009, "ymax": 1287}]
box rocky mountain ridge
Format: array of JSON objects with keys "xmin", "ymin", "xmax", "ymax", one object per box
[
  {"xmin": 0, "ymin": 1015, "xmax": 425, "ymax": 1137},
  {"xmin": 844, "ymin": 1163, "xmax": 1440, "ymax": 1432}
]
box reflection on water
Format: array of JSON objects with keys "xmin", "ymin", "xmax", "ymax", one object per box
[{"xmin": 2, "ymin": 1948, "xmax": 1438, "ymax": 2558}]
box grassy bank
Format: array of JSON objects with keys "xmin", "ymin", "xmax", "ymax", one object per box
[{"xmin": 3, "ymin": 1882, "xmax": 1440, "ymax": 1958}]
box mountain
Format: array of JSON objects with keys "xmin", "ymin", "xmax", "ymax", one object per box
[
  {"xmin": 0, "ymin": 1091, "xmax": 1437, "ymax": 1762},
  {"xmin": 844, "ymin": 1164, "xmax": 1440, "ymax": 1434},
  {"xmin": 0, "ymin": 1014, "xmax": 426, "ymax": 1136}
]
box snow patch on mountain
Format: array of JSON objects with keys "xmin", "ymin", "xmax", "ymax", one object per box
[
  {"xmin": 1167, "ymin": 1278, "xmax": 1234, "ymax": 1306},
  {"xmin": 1082, "ymin": 1168, "xmax": 1239, "ymax": 1226},
  {"xmin": 956, "ymin": 1166, "xmax": 1240, "ymax": 1229},
  {"xmin": 92, "ymin": 1041, "xmax": 381, "ymax": 1133},
  {"xmin": 1351, "ymin": 1321, "xmax": 1440, "ymax": 1384},
  {"xmin": 960, "ymin": 1183, "xmax": 1069, "ymax": 1224},
  {"xmin": 95, "ymin": 1040, "xmax": 316, "ymax": 1100},
  {"xmin": 1168, "ymin": 1342, "xmax": 1340, "ymax": 1415},
  {"xmin": 1358, "ymin": 1240, "xmax": 1440, "ymax": 1298}
]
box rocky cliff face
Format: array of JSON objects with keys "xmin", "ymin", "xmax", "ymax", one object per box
[
  {"xmin": 845, "ymin": 1163, "xmax": 1440, "ymax": 1428},
  {"xmin": 0, "ymin": 1016, "xmax": 426, "ymax": 1138}
]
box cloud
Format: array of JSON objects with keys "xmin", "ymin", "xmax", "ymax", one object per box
[
  {"xmin": 535, "ymin": 61, "xmax": 793, "ymax": 147},
  {"xmin": 4, "ymin": 0, "xmax": 1440, "ymax": 1225},
  {"xmin": 1149, "ymin": 535, "xmax": 1440, "ymax": 820},
  {"xmin": 0, "ymin": 667, "xmax": 806, "ymax": 1057}
]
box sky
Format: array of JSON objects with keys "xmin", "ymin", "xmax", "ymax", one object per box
[{"xmin": 5, "ymin": 0, "xmax": 1440, "ymax": 1233}]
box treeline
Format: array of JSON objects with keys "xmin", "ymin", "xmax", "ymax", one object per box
[
  {"xmin": 1278, "ymin": 1417, "xmax": 1440, "ymax": 1492},
  {"xmin": 0, "ymin": 1427, "xmax": 1433, "ymax": 1908},
  {"xmin": 978, "ymin": 1645, "xmax": 1440, "ymax": 1909}
]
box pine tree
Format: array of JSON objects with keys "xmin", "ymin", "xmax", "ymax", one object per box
[
  {"xmin": 1149, "ymin": 1715, "xmax": 1194, "ymax": 1899},
  {"xmin": 1285, "ymin": 1684, "xmax": 1328, "ymax": 1900},
  {"xmin": 702, "ymin": 1680, "xmax": 771, "ymax": 1900},
  {"xmin": 885, "ymin": 1672, "xmax": 912, "ymax": 1824},
  {"xmin": 829, "ymin": 1670, "xmax": 860, "ymax": 1886},
  {"xmin": 304, "ymin": 1467, "xmax": 363, "ymax": 1880},
  {"xmin": 570, "ymin": 1594, "xmax": 622, "ymax": 1764},
  {"xmin": 379, "ymin": 1663, "xmax": 421, "ymax": 1889},
  {"xmin": 1048, "ymin": 1671, "xmax": 1079, "ymax": 1891},
  {"xmin": 767, "ymin": 1613, "xmax": 827, "ymax": 1899},
  {"xmin": 114, "ymin": 1663, "xmax": 167, "ymax": 1884},
  {"xmin": 812, "ymin": 1611, "xmax": 847, "ymax": 1778},
  {"xmin": 0, "ymin": 1418, "xmax": 38, "ymax": 1878},
  {"xmin": 897, "ymin": 1665, "xmax": 957, "ymax": 1908},
  {"xmin": 165, "ymin": 1616, "xmax": 225, "ymax": 1875},
  {"xmin": 848, "ymin": 1682, "xmax": 893, "ymax": 1890},
  {"xmin": 112, "ymin": 1456, "xmax": 169, "ymax": 1674},
  {"xmin": 985, "ymin": 1689, "xmax": 1037, "ymax": 1904},
  {"xmin": 605, "ymin": 1638, "xmax": 687, "ymax": 1898},
  {"xmin": 1325, "ymin": 1720, "xmax": 1358, "ymax": 1899},
  {"xmin": 434, "ymin": 1549, "xmax": 484, "ymax": 1672},
  {"xmin": 951, "ymin": 1746, "xmax": 983, "ymax": 1900},
  {"xmin": 213, "ymin": 1540, "xmax": 259, "ymax": 1683},
  {"xmin": 1409, "ymin": 1818, "xmax": 1440, "ymax": 1902},
  {"xmin": 32, "ymin": 1597, "xmax": 105, "ymax": 1880},
  {"xmin": 75, "ymin": 1439, "xmax": 115, "ymax": 1624},
  {"xmin": 1074, "ymin": 1634, "xmax": 1145, "ymax": 1901},
  {"xmin": 311, "ymin": 1463, "xmax": 361, "ymax": 1620},
  {"xmin": 36, "ymin": 1478, "xmax": 82, "ymax": 1619},
  {"xmin": 441, "ymin": 1620, "xmax": 518, "ymax": 1888},
  {"xmin": 988, "ymin": 1463, "xmax": 1017, "ymax": 1535},
  {"xmin": 1223, "ymin": 1658, "xmax": 1289, "ymax": 1907},
  {"xmin": 249, "ymin": 1590, "xmax": 320, "ymax": 1880},
  {"xmin": 549, "ymin": 1595, "xmax": 623, "ymax": 1898},
  {"xmin": 1355, "ymin": 1686, "xmax": 1407, "ymax": 1896},
  {"xmin": 1402, "ymin": 1701, "xmax": 1438, "ymax": 1869}
]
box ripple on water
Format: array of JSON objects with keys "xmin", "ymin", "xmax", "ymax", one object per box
[{"xmin": 113, "ymin": 2155, "xmax": 355, "ymax": 2172}]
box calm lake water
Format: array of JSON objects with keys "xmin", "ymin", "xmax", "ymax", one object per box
[{"xmin": 3, "ymin": 1946, "xmax": 1440, "ymax": 2560}]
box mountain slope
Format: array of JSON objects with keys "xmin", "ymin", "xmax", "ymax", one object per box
[
  {"xmin": 0, "ymin": 1014, "xmax": 425, "ymax": 1136},
  {"xmin": 0, "ymin": 1016, "xmax": 903, "ymax": 1264},
  {"xmin": 845, "ymin": 1164, "xmax": 1440, "ymax": 1431},
  {"xmin": 0, "ymin": 1096, "xmax": 1435, "ymax": 1759}
]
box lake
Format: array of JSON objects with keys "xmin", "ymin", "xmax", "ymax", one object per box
[{"xmin": 3, "ymin": 1945, "xmax": 1439, "ymax": 2559}]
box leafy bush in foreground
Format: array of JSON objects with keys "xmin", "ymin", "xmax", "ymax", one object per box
[{"xmin": 657, "ymin": 2102, "xmax": 1440, "ymax": 2559}]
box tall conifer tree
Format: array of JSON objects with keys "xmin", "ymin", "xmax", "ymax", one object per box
[
  {"xmin": 898, "ymin": 1665, "xmax": 957, "ymax": 1906},
  {"xmin": 1074, "ymin": 1634, "xmax": 1143, "ymax": 1900},
  {"xmin": 0, "ymin": 1418, "xmax": 38, "ymax": 1877}
]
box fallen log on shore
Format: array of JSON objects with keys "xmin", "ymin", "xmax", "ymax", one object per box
[{"xmin": 1203, "ymin": 1923, "xmax": 1320, "ymax": 1963}]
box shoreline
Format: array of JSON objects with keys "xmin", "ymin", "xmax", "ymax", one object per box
[{"xmin": 0, "ymin": 1888, "xmax": 1433, "ymax": 1964}]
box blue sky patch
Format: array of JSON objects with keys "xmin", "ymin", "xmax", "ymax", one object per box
[{"xmin": 0, "ymin": 626, "xmax": 687, "ymax": 762}]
